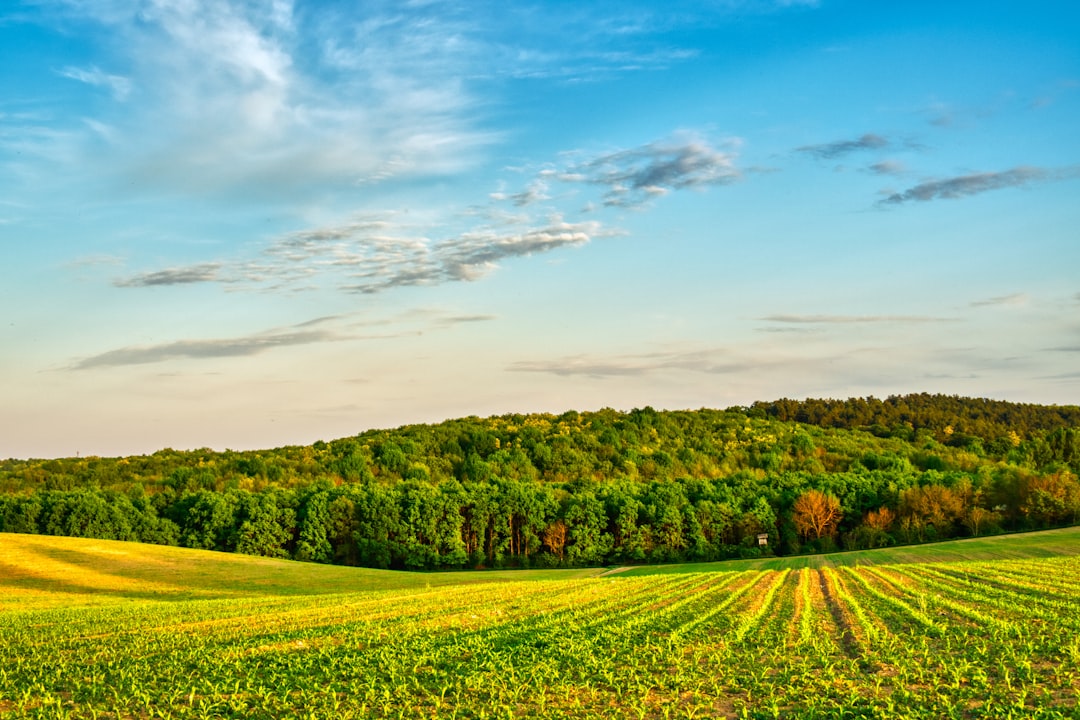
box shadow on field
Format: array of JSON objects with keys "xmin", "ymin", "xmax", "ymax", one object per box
[
  {"xmin": 3, "ymin": 541, "xmax": 256, "ymax": 601},
  {"xmin": 0, "ymin": 557, "xmax": 200, "ymax": 603}
]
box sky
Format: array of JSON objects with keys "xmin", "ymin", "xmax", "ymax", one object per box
[{"xmin": 2, "ymin": 0, "xmax": 1079, "ymax": 459}]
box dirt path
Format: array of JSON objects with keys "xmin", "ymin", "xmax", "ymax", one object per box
[{"xmin": 596, "ymin": 566, "xmax": 634, "ymax": 577}]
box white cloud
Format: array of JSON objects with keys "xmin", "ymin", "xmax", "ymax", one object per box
[
  {"xmin": 57, "ymin": 65, "xmax": 132, "ymax": 100},
  {"xmin": 33, "ymin": 0, "xmax": 495, "ymax": 199},
  {"xmin": 113, "ymin": 214, "xmax": 614, "ymax": 295}
]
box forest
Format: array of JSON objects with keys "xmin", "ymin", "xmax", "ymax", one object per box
[{"xmin": 1, "ymin": 394, "xmax": 1078, "ymax": 570}]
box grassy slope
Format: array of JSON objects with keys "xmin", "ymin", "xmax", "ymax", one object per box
[
  {"xmin": 2, "ymin": 527, "xmax": 1078, "ymax": 610},
  {"xmin": 619, "ymin": 525, "xmax": 1080, "ymax": 575},
  {"xmin": 0, "ymin": 533, "xmax": 603, "ymax": 611}
]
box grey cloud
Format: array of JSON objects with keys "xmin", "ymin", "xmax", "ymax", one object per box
[
  {"xmin": 348, "ymin": 221, "xmax": 601, "ymax": 293},
  {"xmin": 970, "ymin": 293, "xmax": 1028, "ymax": 308},
  {"xmin": 880, "ymin": 166, "xmax": 1074, "ymax": 205},
  {"xmin": 434, "ymin": 314, "xmax": 498, "ymax": 327},
  {"xmin": 755, "ymin": 326, "xmax": 822, "ymax": 334},
  {"xmin": 69, "ymin": 307, "xmax": 481, "ymax": 369},
  {"xmin": 925, "ymin": 103, "xmax": 953, "ymax": 128},
  {"xmin": 72, "ymin": 330, "xmax": 337, "ymax": 370},
  {"xmin": 760, "ymin": 314, "xmax": 950, "ymax": 324},
  {"xmin": 868, "ymin": 160, "xmax": 905, "ymax": 176},
  {"xmin": 508, "ymin": 349, "xmax": 752, "ymax": 378},
  {"xmin": 113, "ymin": 263, "xmax": 223, "ymax": 287},
  {"xmin": 797, "ymin": 134, "xmax": 888, "ymax": 159},
  {"xmin": 1041, "ymin": 371, "xmax": 1080, "ymax": 380},
  {"xmin": 292, "ymin": 314, "xmax": 345, "ymax": 329},
  {"xmin": 562, "ymin": 136, "xmax": 740, "ymax": 208},
  {"xmin": 1047, "ymin": 346, "xmax": 1080, "ymax": 352},
  {"xmin": 490, "ymin": 180, "xmax": 550, "ymax": 207}
]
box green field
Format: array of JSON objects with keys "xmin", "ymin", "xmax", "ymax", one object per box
[
  {"xmin": 2, "ymin": 532, "xmax": 1079, "ymax": 718},
  {"xmin": 620, "ymin": 525, "xmax": 1080, "ymax": 575}
]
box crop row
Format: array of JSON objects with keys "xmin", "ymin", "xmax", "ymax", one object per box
[{"xmin": 2, "ymin": 557, "xmax": 1079, "ymax": 718}]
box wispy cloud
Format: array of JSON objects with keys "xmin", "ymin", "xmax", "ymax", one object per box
[
  {"xmin": 433, "ymin": 314, "xmax": 498, "ymax": 328},
  {"xmin": 508, "ymin": 348, "xmax": 753, "ymax": 378},
  {"xmin": 57, "ymin": 65, "xmax": 132, "ymax": 101},
  {"xmin": 1041, "ymin": 371, "xmax": 1080, "ymax": 380},
  {"xmin": 760, "ymin": 314, "xmax": 951, "ymax": 324},
  {"xmin": 33, "ymin": 2, "xmax": 787, "ymax": 199},
  {"xmin": 343, "ymin": 219, "xmax": 607, "ymax": 294},
  {"xmin": 970, "ymin": 293, "xmax": 1028, "ymax": 308},
  {"xmin": 71, "ymin": 329, "xmax": 340, "ymax": 370},
  {"xmin": 37, "ymin": 0, "xmax": 496, "ymax": 197},
  {"xmin": 797, "ymin": 133, "xmax": 888, "ymax": 159},
  {"xmin": 69, "ymin": 309, "xmax": 494, "ymax": 369},
  {"xmin": 555, "ymin": 134, "xmax": 741, "ymax": 208},
  {"xmin": 490, "ymin": 180, "xmax": 550, "ymax": 207},
  {"xmin": 113, "ymin": 263, "xmax": 223, "ymax": 288},
  {"xmin": 881, "ymin": 166, "xmax": 1078, "ymax": 205},
  {"xmin": 868, "ymin": 160, "xmax": 906, "ymax": 176},
  {"xmin": 113, "ymin": 216, "xmax": 612, "ymax": 295}
]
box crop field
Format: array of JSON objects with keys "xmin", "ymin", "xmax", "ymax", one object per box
[{"xmin": 2, "ymin": 533, "xmax": 1079, "ymax": 719}]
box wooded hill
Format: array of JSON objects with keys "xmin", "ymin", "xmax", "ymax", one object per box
[{"xmin": 1, "ymin": 394, "xmax": 1078, "ymax": 570}]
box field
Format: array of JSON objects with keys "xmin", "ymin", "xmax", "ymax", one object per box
[{"xmin": 2, "ymin": 531, "xmax": 1079, "ymax": 718}]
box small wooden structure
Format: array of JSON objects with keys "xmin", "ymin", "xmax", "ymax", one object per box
[{"xmin": 756, "ymin": 533, "xmax": 769, "ymax": 547}]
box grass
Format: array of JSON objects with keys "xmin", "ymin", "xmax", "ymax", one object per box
[
  {"xmin": 619, "ymin": 525, "xmax": 1080, "ymax": 575},
  {"xmin": 3, "ymin": 527, "xmax": 1078, "ymax": 609},
  {"xmin": 2, "ymin": 529, "xmax": 1079, "ymax": 718},
  {"xmin": 0, "ymin": 532, "xmax": 604, "ymax": 611}
]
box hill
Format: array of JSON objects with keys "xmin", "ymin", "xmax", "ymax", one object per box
[
  {"xmin": 0, "ymin": 532, "xmax": 601, "ymax": 612},
  {"xmin": 1, "ymin": 395, "xmax": 1078, "ymax": 571}
]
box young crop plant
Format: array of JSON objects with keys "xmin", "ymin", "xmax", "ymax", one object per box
[{"xmin": 2, "ymin": 534, "xmax": 1080, "ymax": 718}]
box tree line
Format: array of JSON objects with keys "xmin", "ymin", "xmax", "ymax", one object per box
[
  {"xmin": 2, "ymin": 464, "xmax": 1077, "ymax": 570},
  {"xmin": 1, "ymin": 397, "xmax": 1078, "ymax": 569}
]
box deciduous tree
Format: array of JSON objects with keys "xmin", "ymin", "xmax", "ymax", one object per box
[{"xmin": 792, "ymin": 489, "xmax": 841, "ymax": 541}]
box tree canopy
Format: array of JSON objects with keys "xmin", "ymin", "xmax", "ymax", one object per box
[{"xmin": 1, "ymin": 395, "xmax": 1078, "ymax": 569}]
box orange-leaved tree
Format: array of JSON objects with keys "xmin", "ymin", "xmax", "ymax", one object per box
[{"xmin": 792, "ymin": 489, "xmax": 842, "ymax": 541}]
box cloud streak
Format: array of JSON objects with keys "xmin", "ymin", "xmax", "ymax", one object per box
[
  {"xmin": 868, "ymin": 160, "xmax": 905, "ymax": 176},
  {"xmin": 760, "ymin": 314, "xmax": 951, "ymax": 324},
  {"xmin": 508, "ymin": 348, "xmax": 754, "ymax": 378},
  {"xmin": 556, "ymin": 134, "xmax": 740, "ymax": 207},
  {"xmin": 344, "ymin": 220, "xmax": 605, "ymax": 293},
  {"xmin": 113, "ymin": 216, "xmax": 610, "ymax": 295},
  {"xmin": 970, "ymin": 293, "xmax": 1028, "ymax": 308},
  {"xmin": 881, "ymin": 166, "xmax": 1078, "ymax": 205},
  {"xmin": 57, "ymin": 65, "xmax": 132, "ymax": 101},
  {"xmin": 113, "ymin": 263, "xmax": 223, "ymax": 288},
  {"xmin": 70, "ymin": 309, "xmax": 495, "ymax": 369},
  {"xmin": 797, "ymin": 133, "xmax": 888, "ymax": 159},
  {"xmin": 71, "ymin": 329, "xmax": 339, "ymax": 370}
]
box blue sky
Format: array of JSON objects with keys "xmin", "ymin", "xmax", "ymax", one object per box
[{"xmin": 2, "ymin": 0, "xmax": 1079, "ymax": 459}]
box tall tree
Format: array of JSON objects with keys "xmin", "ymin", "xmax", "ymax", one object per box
[{"xmin": 792, "ymin": 489, "xmax": 842, "ymax": 541}]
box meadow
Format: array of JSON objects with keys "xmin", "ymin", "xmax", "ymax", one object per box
[{"xmin": 2, "ymin": 530, "xmax": 1079, "ymax": 719}]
